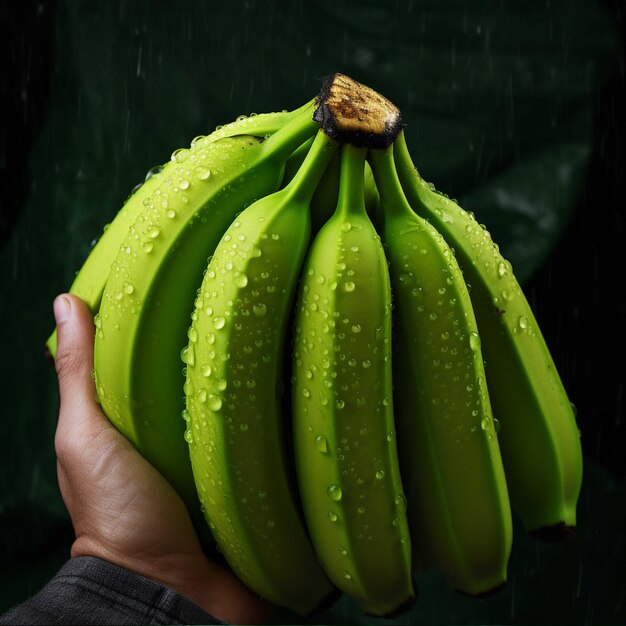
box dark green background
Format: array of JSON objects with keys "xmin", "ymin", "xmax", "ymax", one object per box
[{"xmin": 1, "ymin": 1, "xmax": 625, "ymax": 623}]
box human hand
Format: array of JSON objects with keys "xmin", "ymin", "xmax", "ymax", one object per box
[{"xmin": 52, "ymin": 293, "xmax": 271, "ymax": 624}]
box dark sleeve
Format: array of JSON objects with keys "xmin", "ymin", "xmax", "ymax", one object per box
[{"xmin": 0, "ymin": 556, "xmax": 224, "ymax": 625}]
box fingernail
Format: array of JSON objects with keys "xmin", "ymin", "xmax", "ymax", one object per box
[{"xmin": 54, "ymin": 295, "xmax": 71, "ymax": 324}]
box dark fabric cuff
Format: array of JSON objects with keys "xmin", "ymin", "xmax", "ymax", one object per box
[{"xmin": 0, "ymin": 556, "xmax": 224, "ymax": 625}]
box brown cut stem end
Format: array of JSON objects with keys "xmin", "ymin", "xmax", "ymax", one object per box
[{"xmin": 314, "ymin": 73, "xmax": 402, "ymax": 148}]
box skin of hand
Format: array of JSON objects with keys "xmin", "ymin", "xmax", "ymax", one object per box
[{"xmin": 52, "ymin": 293, "xmax": 271, "ymax": 625}]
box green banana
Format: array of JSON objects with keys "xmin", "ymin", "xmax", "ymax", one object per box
[
  {"xmin": 93, "ymin": 103, "xmax": 320, "ymax": 541},
  {"xmin": 369, "ymin": 145, "xmax": 513, "ymax": 596},
  {"xmin": 292, "ymin": 143, "xmax": 415, "ymax": 617},
  {"xmin": 393, "ymin": 131, "xmax": 583, "ymax": 538},
  {"xmin": 45, "ymin": 103, "xmax": 310, "ymax": 358},
  {"xmin": 184, "ymin": 129, "xmax": 338, "ymax": 615}
]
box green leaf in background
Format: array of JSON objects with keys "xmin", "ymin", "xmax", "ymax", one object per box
[{"xmin": 0, "ymin": 0, "xmax": 622, "ymax": 622}]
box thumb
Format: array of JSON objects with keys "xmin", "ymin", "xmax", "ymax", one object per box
[{"xmin": 53, "ymin": 294, "xmax": 101, "ymax": 429}]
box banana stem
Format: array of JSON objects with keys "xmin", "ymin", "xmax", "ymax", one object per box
[
  {"xmin": 335, "ymin": 144, "xmax": 367, "ymax": 218},
  {"xmin": 288, "ymin": 96, "xmax": 318, "ymax": 118},
  {"xmin": 284, "ymin": 130, "xmax": 339, "ymax": 204},
  {"xmin": 367, "ymin": 144, "xmax": 413, "ymax": 220},
  {"xmin": 393, "ymin": 131, "xmax": 414, "ymax": 170},
  {"xmin": 392, "ymin": 131, "xmax": 430, "ymax": 206},
  {"xmin": 262, "ymin": 101, "xmax": 320, "ymax": 161}
]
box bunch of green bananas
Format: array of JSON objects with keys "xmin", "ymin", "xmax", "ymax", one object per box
[{"xmin": 47, "ymin": 74, "xmax": 582, "ymax": 618}]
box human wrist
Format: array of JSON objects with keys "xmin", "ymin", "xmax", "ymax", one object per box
[
  {"xmin": 70, "ymin": 536, "xmax": 269, "ymax": 623},
  {"xmin": 71, "ymin": 538, "xmax": 216, "ymax": 611},
  {"xmin": 50, "ymin": 556, "xmax": 222, "ymax": 625}
]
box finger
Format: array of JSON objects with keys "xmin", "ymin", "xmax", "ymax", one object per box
[{"xmin": 53, "ymin": 294, "xmax": 104, "ymax": 435}]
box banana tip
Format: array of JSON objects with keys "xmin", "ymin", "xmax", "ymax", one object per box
[
  {"xmin": 364, "ymin": 593, "xmax": 418, "ymax": 620},
  {"xmin": 529, "ymin": 522, "xmax": 576, "ymax": 543},
  {"xmin": 306, "ymin": 587, "xmax": 342, "ymax": 616},
  {"xmin": 455, "ymin": 580, "xmax": 507, "ymax": 599}
]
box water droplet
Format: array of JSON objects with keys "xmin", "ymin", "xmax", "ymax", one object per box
[
  {"xmin": 327, "ymin": 485, "xmax": 342, "ymax": 501},
  {"xmin": 343, "ymin": 281, "xmax": 355, "ymax": 292},
  {"xmin": 518, "ymin": 315, "xmax": 529, "ymax": 330},
  {"xmin": 328, "ymin": 511, "xmax": 338, "ymax": 522},
  {"xmin": 180, "ymin": 179, "xmax": 190, "ymax": 190},
  {"xmin": 315, "ymin": 435, "xmax": 328, "ymax": 453},
  {"xmin": 336, "ymin": 399, "xmax": 345, "ymax": 410},
  {"xmin": 236, "ymin": 273, "xmax": 248, "ymax": 288},
  {"xmin": 375, "ymin": 470, "xmax": 385, "ymax": 480},
  {"xmin": 180, "ymin": 346, "xmax": 190, "ymax": 364},
  {"xmin": 184, "ymin": 429, "xmax": 194, "ymax": 444},
  {"xmin": 362, "ymin": 360, "xmax": 371, "ymax": 369},
  {"xmin": 142, "ymin": 241, "xmax": 154, "ymax": 253},
  {"xmin": 342, "ymin": 571, "xmax": 352, "ymax": 580},
  {"xmin": 481, "ymin": 416, "xmax": 491, "ymax": 431},
  {"xmin": 394, "ymin": 494, "xmax": 407, "ymax": 511},
  {"xmin": 195, "ymin": 166, "xmax": 211, "ymax": 180},
  {"xmin": 197, "ymin": 389, "xmax": 207, "ymax": 403},
  {"xmin": 208, "ymin": 395, "xmax": 222, "ymax": 411},
  {"xmin": 171, "ymin": 148, "xmax": 188, "ymax": 163},
  {"xmin": 493, "ymin": 417, "xmax": 501, "ymax": 433},
  {"xmin": 147, "ymin": 225, "xmax": 160, "ymax": 239},
  {"xmin": 341, "ymin": 222, "xmax": 352, "ymax": 232},
  {"xmin": 214, "ymin": 317, "xmax": 226, "ymax": 329},
  {"xmin": 357, "ymin": 506, "xmax": 365, "ymax": 514},
  {"xmin": 469, "ymin": 332, "xmax": 481, "ymax": 351},
  {"xmin": 253, "ymin": 303, "xmax": 267, "ymax": 316},
  {"xmin": 201, "ymin": 364, "xmax": 212, "ymax": 377},
  {"xmin": 351, "ymin": 324, "xmax": 361, "ymax": 333},
  {"xmin": 387, "ymin": 431, "xmax": 395, "ymax": 442},
  {"xmin": 145, "ymin": 164, "xmax": 164, "ymax": 181},
  {"xmin": 188, "ymin": 326, "xmax": 198, "ymax": 343},
  {"xmin": 123, "ymin": 282, "xmax": 134, "ymax": 295},
  {"xmin": 339, "ymin": 546, "xmax": 348, "ymax": 556},
  {"xmin": 302, "ymin": 388, "xmax": 311, "ymax": 398}
]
